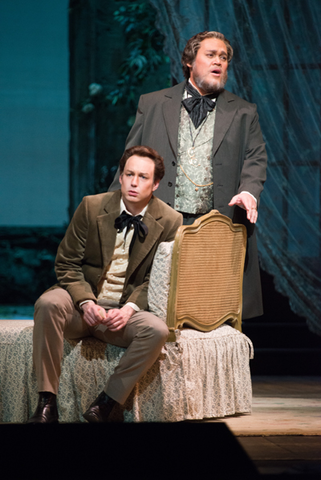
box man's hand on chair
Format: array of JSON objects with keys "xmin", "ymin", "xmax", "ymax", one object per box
[{"xmin": 229, "ymin": 192, "xmax": 258, "ymax": 224}]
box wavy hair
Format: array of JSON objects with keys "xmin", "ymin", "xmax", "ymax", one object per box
[
  {"xmin": 119, "ymin": 145, "xmax": 165, "ymax": 182},
  {"xmin": 181, "ymin": 31, "xmax": 233, "ymax": 79}
]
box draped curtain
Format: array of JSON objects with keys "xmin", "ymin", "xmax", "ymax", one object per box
[{"xmin": 149, "ymin": 0, "xmax": 321, "ymax": 335}]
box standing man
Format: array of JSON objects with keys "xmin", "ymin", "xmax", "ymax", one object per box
[
  {"xmin": 27, "ymin": 145, "xmax": 182, "ymax": 424},
  {"xmin": 109, "ymin": 31, "xmax": 267, "ymax": 320}
]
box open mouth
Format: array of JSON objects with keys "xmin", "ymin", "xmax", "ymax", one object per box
[{"xmin": 211, "ymin": 68, "xmax": 221, "ymax": 75}]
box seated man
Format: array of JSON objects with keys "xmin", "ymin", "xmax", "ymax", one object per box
[{"xmin": 27, "ymin": 145, "xmax": 183, "ymax": 424}]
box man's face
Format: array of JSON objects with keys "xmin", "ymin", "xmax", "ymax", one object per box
[
  {"xmin": 119, "ymin": 155, "xmax": 159, "ymax": 214},
  {"xmin": 188, "ymin": 37, "xmax": 229, "ymax": 95}
]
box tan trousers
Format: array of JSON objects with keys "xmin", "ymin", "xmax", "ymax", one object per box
[{"xmin": 33, "ymin": 288, "xmax": 169, "ymax": 405}]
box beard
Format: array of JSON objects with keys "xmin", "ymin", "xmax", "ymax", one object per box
[{"xmin": 192, "ymin": 68, "xmax": 228, "ymax": 95}]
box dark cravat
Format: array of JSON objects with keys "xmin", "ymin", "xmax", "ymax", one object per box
[
  {"xmin": 182, "ymin": 81, "xmax": 216, "ymax": 129},
  {"xmin": 114, "ymin": 211, "xmax": 148, "ymax": 255}
]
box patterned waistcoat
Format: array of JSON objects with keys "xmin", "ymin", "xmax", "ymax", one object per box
[{"xmin": 174, "ymin": 103, "xmax": 216, "ymax": 214}]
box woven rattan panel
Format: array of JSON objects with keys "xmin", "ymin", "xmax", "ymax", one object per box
[{"xmin": 175, "ymin": 222, "xmax": 244, "ymax": 325}]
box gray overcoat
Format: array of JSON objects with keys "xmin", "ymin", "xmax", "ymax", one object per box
[{"xmin": 109, "ymin": 82, "xmax": 268, "ymax": 319}]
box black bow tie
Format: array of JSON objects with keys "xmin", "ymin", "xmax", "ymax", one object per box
[
  {"xmin": 182, "ymin": 82, "xmax": 217, "ymax": 129},
  {"xmin": 114, "ymin": 211, "xmax": 148, "ymax": 255}
]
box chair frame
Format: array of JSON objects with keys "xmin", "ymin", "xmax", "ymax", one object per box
[{"xmin": 166, "ymin": 210, "xmax": 247, "ymax": 341}]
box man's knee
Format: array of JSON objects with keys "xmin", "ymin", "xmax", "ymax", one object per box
[
  {"xmin": 154, "ymin": 319, "xmax": 169, "ymax": 344},
  {"xmin": 139, "ymin": 314, "xmax": 169, "ymax": 346},
  {"xmin": 35, "ymin": 293, "xmax": 59, "ymax": 316},
  {"xmin": 34, "ymin": 289, "xmax": 72, "ymax": 325}
]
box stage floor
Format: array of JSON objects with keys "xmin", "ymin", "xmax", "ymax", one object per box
[
  {"xmin": 206, "ymin": 376, "xmax": 321, "ymax": 476},
  {"xmin": 1, "ymin": 311, "xmax": 320, "ymax": 476},
  {"xmin": 238, "ymin": 435, "xmax": 321, "ymax": 477},
  {"xmin": 2, "ymin": 376, "xmax": 320, "ymax": 475}
]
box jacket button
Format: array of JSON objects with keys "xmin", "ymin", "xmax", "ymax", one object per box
[
  {"xmin": 172, "ymin": 161, "xmax": 176, "ymax": 166},
  {"xmin": 167, "ymin": 202, "xmax": 171, "ymax": 206},
  {"xmin": 168, "ymin": 182, "xmax": 172, "ymax": 187}
]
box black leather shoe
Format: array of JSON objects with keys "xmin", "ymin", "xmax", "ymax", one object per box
[
  {"xmin": 26, "ymin": 392, "xmax": 59, "ymax": 424},
  {"xmin": 83, "ymin": 391, "xmax": 116, "ymax": 423}
]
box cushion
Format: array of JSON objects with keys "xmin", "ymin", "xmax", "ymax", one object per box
[{"xmin": 148, "ymin": 241, "xmax": 174, "ymax": 320}]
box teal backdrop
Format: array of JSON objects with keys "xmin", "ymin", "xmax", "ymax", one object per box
[{"xmin": 0, "ymin": 0, "xmax": 320, "ymax": 339}]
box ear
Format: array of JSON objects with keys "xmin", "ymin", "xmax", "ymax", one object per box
[
  {"xmin": 152, "ymin": 180, "xmax": 160, "ymax": 192},
  {"xmin": 119, "ymin": 174, "xmax": 123, "ymax": 185}
]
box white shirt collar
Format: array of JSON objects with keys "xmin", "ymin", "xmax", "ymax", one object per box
[{"xmin": 120, "ymin": 198, "xmax": 148, "ymax": 218}]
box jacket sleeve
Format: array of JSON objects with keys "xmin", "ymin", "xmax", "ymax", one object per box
[
  {"xmin": 55, "ymin": 197, "xmax": 97, "ymax": 307},
  {"xmin": 237, "ymin": 106, "xmax": 267, "ymax": 206},
  {"xmin": 125, "ymin": 95, "xmax": 144, "ymax": 148}
]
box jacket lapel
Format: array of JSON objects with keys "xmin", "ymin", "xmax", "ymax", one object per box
[
  {"xmin": 96, "ymin": 190, "xmax": 121, "ymax": 267},
  {"xmin": 213, "ymin": 89, "xmax": 237, "ymax": 157},
  {"xmin": 162, "ymin": 82, "xmax": 186, "ymax": 158}
]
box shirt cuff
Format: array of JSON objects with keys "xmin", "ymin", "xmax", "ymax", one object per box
[
  {"xmin": 240, "ymin": 191, "xmax": 257, "ymax": 203},
  {"xmin": 79, "ymin": 300, "xmax": 95, "ymax": 309},
  {"xmin": 80, "ymin": 300, "xmax": 140, "ymax": 312},
  {"xmin": 126, "ymin": 302, "xmax": 140, "ymax": 312}
]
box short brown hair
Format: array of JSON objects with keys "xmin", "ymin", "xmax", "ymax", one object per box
[
  {"xmin": 181, "ymin": 31, "xmax": 233, "ymax": 79},
  {"xmin": 119, "ymin": 145, "xmax": 165, "ymax": 182}
]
